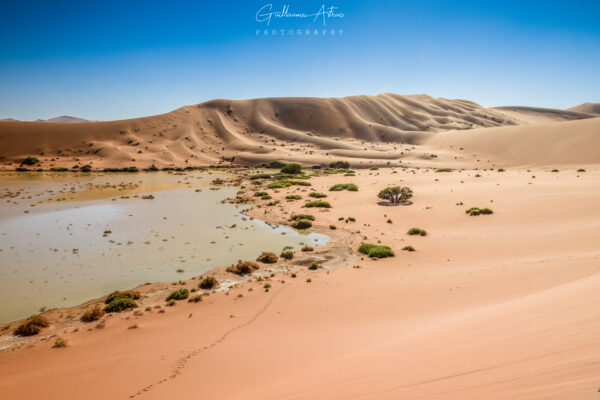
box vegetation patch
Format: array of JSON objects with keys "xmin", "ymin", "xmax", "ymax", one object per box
[
  {"xmin": 292, "ymin": 219, "xmax": 313, "ymax": 229},
  {"xmin": 267, "ymin": 180, "xmax": 311, "ymax": 189},
  {"xmin": 435, "ymin": 168, "xmax": 453, "ymax": 172},
  {"xmin": 199, "ymin": 276, "xmax": 218, "ymax": 290},
  {"xmin": 329, "ymin": 183, "xmax": 358, "ymax": 191},
  {"xmin": 465, "ymin": 207, "xmax": 494, "ymax": 216},
  {"xmin": 81, "ymin": 305, "xmax": 104, "ymax": 322},
  {"xmin": 301, "ymin": 245, "xmax": 314, "ymax": 252},
  {"xmin": 280, "ymin": 250, "xmax": 294, "ymax": 260},
  {"xmin": 104, "ymin": 297, "xmax": 138, "ymax": 312},
  {"xmin": 329, "ymin": 161, "xmax": 350, "ymax": 169},
  {"xmin": 227, "ymin": 260, "xmax": 259, "ymax": 275},
  {"xmin": 105, "ymin": 290, "xmax": 141, "ymax": 304},
  {"xmin": 407, "ymin": 228, "xmax": 427, "ymax": 236},
  {"xmin": 309, "ymin": 192, "xmax": 327, "ymax": 198},
  {"xmin": 14, "ymin": 315, "xmax": 50, "ymax": 336},
  {"xmin": 358, "ymin": 243, "xmax": 395, "ymax": 258},
  {"xmin": 22, "ymin": 156, "xmax": 40, "ymax": 166},
  {"xmin": 166, "ymin": 288, "xmax": 189, "ymax": 301},
  {"xmin": 308, "ymin": 263, "xmax": 319, "ymax": 270},
  {"xmin": 304, "ymin": 200, "xmax": 331, "ymax": 208},
  {"xmin": 280, "ymin": 163, "xmax": 302, "ymax": 174},
  {"xmin": 102, "ymin": 166, "xmax": 139, "ymax": 173},
  {"xmin": 257, "ymin": 252, "xmax": 278, "ymax": 263},
  {"xmin": 291, "ymin": 214, "xmax": 315, "ymax": 221},
  {"xmin": 286, "ymin": 194, "xmax": 302, "ymax": 200},
  {"xmin": 52, "ymin": 338, "xmax": 67, "ymax": 348},
  {"xmin": 51, "ymin": 167, "xmax": 68, "ymax": 172},
  {"xmin": 377, "ymin": 186, "xmax": 413, "ymax": 205},
  {"xmin": 326, "ymin": 169, "xmax": 352, "ymax": 174},
  {"xmin": 402, "ymin": 246, "xmax": 415, "ymax": 252}
]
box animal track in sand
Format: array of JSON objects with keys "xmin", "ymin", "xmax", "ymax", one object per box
[{"xmin": 129, "ymin": 286, "xmax": 284, "ymax": 398}]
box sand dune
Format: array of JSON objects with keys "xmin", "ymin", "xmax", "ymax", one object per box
[
  {"xmin": 568, "ymin": 102, "xmax": 600, "ymax": 115},
  {"xmin": 2, "ymin": 93, "xmax": 599, "ymax": 170}
]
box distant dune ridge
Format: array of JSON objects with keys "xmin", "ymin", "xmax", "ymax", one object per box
[
  {"xmin": 567, "ymin": 102, "xmax": 600, "ymax": 115},
  {"xmin": 0, "ymin": 93, "xmax": 598, "ymax": 169}
]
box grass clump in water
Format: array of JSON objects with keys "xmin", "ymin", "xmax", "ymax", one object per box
[{"xmin": 292, "ymin": 219, "xmax": 312, "ymax": 229}]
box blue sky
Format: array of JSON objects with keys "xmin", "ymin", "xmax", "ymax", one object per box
[{"xmin": 1, "ymin": 0, "xmax": 599, "ymax": 121}]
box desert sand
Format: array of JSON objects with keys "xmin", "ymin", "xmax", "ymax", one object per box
[{"xmin": 0, "ymin": 94, "xmax": 599, "ymax": 400}]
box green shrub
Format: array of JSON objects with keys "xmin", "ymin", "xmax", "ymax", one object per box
[
  {"xmin": 369, "ymin": 167, "xmax": 379, "ymax": 170},
  {"xmin": 254, "ymin": 191, "xmax": 268, "ymax": 197},
  {"xmin": 53, "ymin": 338, "xmax": 67, "ymax": 348},
  {"xmin": 329, "ymin": 225, "xmax": 337, "ymax": 230},
  {"xmin": 308, "ymin": 263, "xmax": 319, "ymax": 270},
  {"xmin": 265, "ymin": 160, "xmax": 287, "ymax": 169},
  {"xmin": 407, "ymin": 228, "xmax": 427, "ymax": 236},
  {"xmin": 14, "ymin": 315, "xmax": 50, "ymax": 336},
  {"xmin": 104, "ymin": 297, "xmax": 138, "ymax": 312},
  {"xmin": 80, "ymin": 164, "xmax": 92, "ymax": 172},
  {"xmin": 257, "ymin": 252, "xmax": 278, "ymax": 263},
  {"xmin": 267, "ymin": 180, "xmax": 311, "ymax": 189},
  {"xmin": 304, "ymin": 200, "xmax": 331, "ymax": 208},
  {"xmin": 311, "ymin": 165, "xmax": 322, "ymax": 170},
  {"xmin": 51, "ymin": 167, "xmax": 68, "ymax": 172},
  {"xmin": 280, "ymin": 250, "xmax": 294, "ymax": 260},
  {"xmin": 326, "ymin": 169, "xmax": 351, "ymax": 174},
  {"xmin": 309, "ymin": 192, "xmax": 327, "ymax": 198},
  {"xmin": 105, "ymin": 290, "xmax": 141, "ymax": 304},
  {"xmin": 286, "ymin": 195, "xmax": 302, "ymax": 200},
  {"xmin": 402, "ymin": 246, "xmax": 415, "ymax": 252},
  {"xmin": 166, "ymin": 288, "xmax": 190, "ymax": 301},
  {"xmin": 291, "ymin": 214, "xmax": 315, "ymax": 221},
  {"xmin": 81, "ymin": 305, "xmax": 104, "ymax": 322},
  {"xmin": 22, "ymin": 156, "xmax": 40, "ymax": 166},
  {"xmin": 346, "ymin": 217, "xmax": 356, "ymax": 222},
  {"xmin": 199, "ymin": 276, "xmax": 218, "ymax": 290},
  {"xmin": 465, "ymin": 207, "xmax": 494, "ymax": 216},
  {"xmin": 280, "ymin": 163, "xmax": 302, "ymax": 174},
  {"xmin": 102, "ymin": 166, "xmax": 139, "ymax": 173},
  {"xmin": 148, "ymin": 164, "xmax": 159, "ymax": 171},
  {"xmin": 227, "ymin": 260, "xmax": 259, "ymax": 275},
  {"xmin": 250, "ymin": 173, "xmax": 272, "ymax": 180},
  {"xmin": 329, "ymin": 161, "xmax": 350, "ymax": 169},
  {"xmin": 377, "ymin": 186, "xmax": 413, "ymax": 204},
  {"xmin": 293, "ymin": 219, "xmax": 312, "ymax": 229},
  {"xmin": 358, "ymin": 243, "xmax": 395, "ymax": 258},
  {"xmin": 189, "ymin": 295, "xmax": 202, "ymax": 303},
  {"xmin": 435, "ymin": 168, "xmax": 453, "ymax": 172},
  {"xmin": 329, "ymin": 183, "xmax": 358, "ymax": 191}
]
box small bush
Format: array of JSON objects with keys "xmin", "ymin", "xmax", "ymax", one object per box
[
  {"xmin": 22, "ymin": 156, "xmax": 40, "ymax": 166},
  {"xmin": 254, "ymin": 191, "xmax": 268, "ymax": 197},
  {"xmin": 407, "ymin": 228, "xmax": 427, "ymax": 236},
  {"xmin": 80, "ymin": 164, "xmax": 92, "ymax": 172},
  {"xmin": 329, "ymin": 161, "xmax": 350, "ymax": 169},
  {"xmin": 369, "ymin": 167, "xmax": 379, "ymax": 170},
  {"xmin": 304, "ymin": 200, "xmax": 331, "ymax": 208},
  {"xmin": 435, "ymin": 168, "xmax": 453, "ymax": 172},
  {"xmin": 257, "ymin": 252, "xmax": 278, "ymax": 263},
  {"xmin": 402, "ymin": 246, "xmax": 415, "ymax": 252},
  {"xmin": 189, "ymin": 295, "xmax": 202, "ymax": 303},
  {"xmin": 227, "ymin": 260, "xmax": 259, "ymax": 275},
  {"xmin": 199, "ymin": 276, "xmax": 218, "ymax": 290},
  {"xmin": 293, "ymin": 219, "xmax": 312, "ymax": 229},
  {"xmin": 378, "ymin": 186, "xmax": 413, "ymax": 205},
  {"xmin": 291, "ymin": 214, "xmax": 315, "ymax": 221},
  {"xmin": 148, "ymin": 164, "xmax": 159, "ymax": 171},
  {"xmin": 309, "ymin": 192, "xmax": 327, "ymax": 198},
  {"xmin": 301, "ymin": 246, "xmax": 314, "ymax": 252},
  {"xmin": 286, "ymin": 195, "xmax": 302, "ymax": 200},
  {"xmin": 465, "ymin": 207, "xmax": 494, "ymax": 216},
  {"xmin": 81, "ymin": 305, "xmax": 104, "ymax": 322},
  {"xmin": 51, "ymin": 167, "xmax": 68, "ymax": 172},
  {"xmin": 166, "ymin": 288, "xmax": 189, "ymax": 301},
  {"xmin": 105, "ymin": 290, "xmax": 141, "ymax": 304},
  {"xmin": 358, "ymin": 243, "xmax": 395, "ymax": 258},
  {"xmin": 329, "ymin": 225, "xmax": 337, "ymax": 230},
  {"xmin": 267, "ymin": 180, "xmax": 311, "ymax": 189},
  {"xmin": 280, "ymin": 250, "xmax": 294, "ymax": 260},
  {"xmin": 265, "ymin": 160, "xmax": 287, "ymax": 169},
  {"xmin": 280, "ymin": 163, "xmax": 302, "ymax": 174},
  {"xmin": 308, "ymin": 263, "xmax": 319, "ymax": 270},
  {"xmin": 52, "ymin": 338, "xmax": 67, "ymax": 348},
  {"xmin": 104, "ymin": 297, "xmax": 138, "ymax": 312},
  {"xmin": 14, "ymin": 315, "xmax": 50, "ymax": 336},
  {"xmin": 329, "ymin": 183, "xmax": 358, "ymax": 192},
  {"xmin": 577, "ymin": 168, "xmax": 586, "ymax": 172}
]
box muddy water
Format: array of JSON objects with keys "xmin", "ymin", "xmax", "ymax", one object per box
[{"xmin": 0, "ymin": 172, "xmax": 328, "ymax": 323}]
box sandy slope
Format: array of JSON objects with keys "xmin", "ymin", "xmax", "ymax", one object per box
[
  {"xmin": 2, "ymin": 93, "xmax": 596, "ymax": 171},
  {"xmin": 568, "ymin": 102, "xmax": 600, "ymax": 115},
  {"xmin": 0, "ymin": 167, "xmax": 599, "ymax": 400}
]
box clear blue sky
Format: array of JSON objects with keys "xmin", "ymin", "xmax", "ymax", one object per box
[{"xmin": 1, "ymin": 0, "xmax": 599, "ymax": 121}]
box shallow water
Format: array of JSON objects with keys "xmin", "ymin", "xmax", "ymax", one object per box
[{"xmin": 0, "ymin": 172, "xmax": 328, "ymax": 323}]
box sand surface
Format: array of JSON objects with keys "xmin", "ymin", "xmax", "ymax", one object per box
[{"xmin": 0, "ymin": 94, "xmax": 599, "ymax": 399}]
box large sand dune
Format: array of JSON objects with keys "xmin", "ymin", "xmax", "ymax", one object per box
[{"xmin": 2, "ymin": 93, "xmax": 597, "ymax": 169}]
